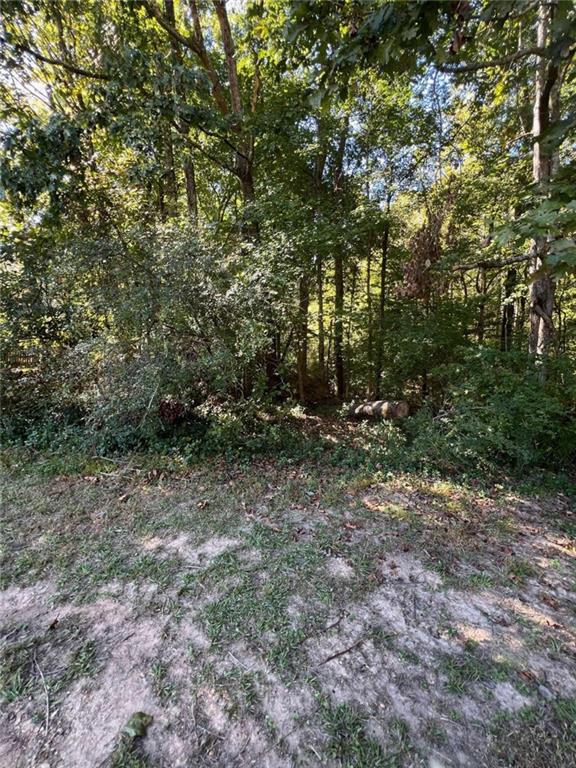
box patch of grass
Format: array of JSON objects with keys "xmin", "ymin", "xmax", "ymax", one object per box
[
  {"xmin": 110, "ymin": 712, "xmax": 153, "ymax": 768},
  {"xmin": 466, "ymin": 571, "xmax": 494, "ymax": 589},
  {"xmin": 398, "ymin": 649, "xmax": 420, "ymax": 665},
  {"xmin": 59, "ymin": 542, "xmax": 185, "ymax": 603},
  {"xmin": 150, "ymin": 661, "xmax": 175, "ymax": 701},
  {"xmin": 54, "ymin": 639, "xmax": 99, "ymax": 693},
  {"xmin": 321, "ymin": 702, "xmax": 413, "ymax": 767},
  {"xmin": 322, "ymin": 703, "xmax": 384, "ymax": 767},
  {"xmin": 0, "ymin": 636, "xmax": 37, "ymax": 702},
  {"xmin": 199, "ymin": 521, "xmax": 339, "ymax": 671},
  {"xmin": 1, "ymin": 626, "xmax": 99, "ymax": 704},
  {"xmin": 491, "ymin": 698, "xmax": 576, "ymax": 767},
  {"xmin": 424, "ymin": 718, "xmax": 446, "ymax": 746},
  {"xmin": 440, "ymin": 641, "xmax": 510, "ymax": 694},
  {"xmin": 370, "ymin": 626, "xmax": 397, "ymax": 650},
  {"xmin": 506, "ymin": 557, "xmax": 537, "ymax": 584},
  {"xmin": 210, "ymin": 667, "xmax": 261, "ymax": 718}
]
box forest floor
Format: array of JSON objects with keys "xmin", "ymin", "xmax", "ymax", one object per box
[{"xmin": 1, "ymin": 438, "xmax": 576, "ymax": 767}]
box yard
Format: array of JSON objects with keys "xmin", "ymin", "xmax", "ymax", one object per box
[{"xmin": 1, "ymin": 446, "xmax": 575, "ymax": 767}]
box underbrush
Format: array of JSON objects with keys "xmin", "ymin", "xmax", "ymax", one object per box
[{"xmin": 2, "ymin": 350, "xmax": 575, "ymax": 484}]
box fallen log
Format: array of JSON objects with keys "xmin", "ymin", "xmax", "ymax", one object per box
[{"xmin": 348, "ymin": 400, "xmax": 409, "ymax": 420}]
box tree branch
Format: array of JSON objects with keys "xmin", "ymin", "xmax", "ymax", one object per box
[
  {"xmin": 140, "ymin": 0, "xmax": 230, "ymax": 116},
  {"xmin": 438, "ymin": 46, "xmax": 547, "ymax": 74},
  {"xmin": 454, "ymin": 253, "xmax": 533, "ymax": 272},
  {"xmin": 213, "ymin": 0, "xmax": 243, "ymax": 117},
  {"xmin": 10, "ymin": 39, "xmax": 111, "ymax": 80}
]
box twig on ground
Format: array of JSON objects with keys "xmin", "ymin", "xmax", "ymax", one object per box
[
  {"xmin": 227, "ymin": 650, "xmax": 251, "ymax": 670},
  {"xmin": 298, "ymin": 612, "xmax": 347, "ymax": 646},
  {"xmin": 317, "ymin": 638, "xmax": 364, "ymax": 666}
]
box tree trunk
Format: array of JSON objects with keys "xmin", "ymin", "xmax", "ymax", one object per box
[
  {"xmin": 313, "ymin": 118, "xmax": 327, "ymax": 381},
  {"xmin": 366, "ymin": 243, "xmax": 373, "ymax": 392},
  {"xmin": 500, "ymin": 268, "xmax": 516, "ymax": 351},
  {"xmin": 183, "ymin": 156, "xmax": 198, "ymax": 221},
  {"xmin": 317, "ymin": 254, "xmax": 326, "ymax": 377},
  {"xmin": 374, "ymin": 198, "xmax": 391, "ymax": 398},
  {"xmin": 334, "ymin": 251, "xmax": 345, "ymax": 400},
  {"xmin": 163, "ymin": 130, "xmax": 178, "ymax": 216},
  {"xmin": 476, "ymin": 267, "xmax": 487, "ymax": 344},
  {"xmin": 297, "ymin": 274, "xmax": 309, "ymax": 402},
  {"xmin": 528, "ymin": 1, "xmax": 558, "ymax": 372},
  {"xmin": 333, "ymin": 123, "xmax": 347, "ymax": 401}
]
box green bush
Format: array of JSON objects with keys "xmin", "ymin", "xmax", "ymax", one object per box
[{"xmin": 404, "ymin": 349, "xmax": 576, "ymax": 473}]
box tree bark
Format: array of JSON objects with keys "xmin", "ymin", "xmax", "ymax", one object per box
[
  {"xmin": 476, "ymin": 266, "xmax": 487, "ymax": 344},
  {"xmin": 373, "ymin": 196, "xmax": 391, "ymax": 398},
  {"xmin": 183, "ymin": 156, "xmax": 198, "ymax": 221},
  {"xmin": 528, "ymin": 1, "xmax": 557, "ymax": 371},
  {"xmin": 317, "ymin": 254, "xmax": 326, "ymax": 377},
  {"xmin": 297, "ymin": 275, "xmax": 309, "ymax": 402},
  {"xmin": 162, "ymin": 124, "xmax": 178, "ymax": 217},
  {"xmin": 314, "ymin": 118, "xmax": 327, "ymax": 381},
  {"xmin": 366, "ymin": 242, "xmax": 373, "ymax": 392},
  {"xmin": 500, "ymin": 268, "xmax": 516, "ymax": 351},
  {"xmin": 333, "ymin": 124, "xmax": 347, "ymax": 401}
]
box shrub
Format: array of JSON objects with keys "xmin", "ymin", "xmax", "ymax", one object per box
[{"xmin": 404, "ymin": 349, "xmax": 576, "ymax": 473}]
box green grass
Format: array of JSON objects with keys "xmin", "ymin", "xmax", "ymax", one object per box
[
  {"xmin": 206, "ymin": 666, "xmax": 261, "ymax": 718},
  {"xmin": 1, "ymin": 625, "xmax": 99, "ymax": 705},
  {"xmin": 150, "ymin": 661, "xmax": 175, "ymax": 701},
  {"xmin": 506, "ymin": 557, "xmax": 537, "ymax": 584},
  {"xmin": 110, "ymin": 712, "xmax": 154, "ymax": 768},
  {"xmin": 467, "ymin": 571, "xmax": 494, "ymax": 589},
  {"xmin": 321, "ymin": 702, "xmax": 413, "ymax": 767},
  {"xmin": 440, "ymin": 641, "xmax": 511, "ymax": 695}
]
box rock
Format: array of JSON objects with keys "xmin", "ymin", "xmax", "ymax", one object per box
[
  {"xmin": 538, "ymin": 684, "xmax": 555, "ymax": 701},
  {"xmin": 348, "ymin": 400, "xmax": 409, "ymax": 420}
]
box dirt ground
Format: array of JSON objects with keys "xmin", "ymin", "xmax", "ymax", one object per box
[{"xmin": 1, "ymin": 454, "xmax": 575, "ymax": 767}]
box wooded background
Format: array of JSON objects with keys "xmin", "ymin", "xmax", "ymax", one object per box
[{"xmin": 1, "ymin": 0, "xmax": 575, "ymax": 469}]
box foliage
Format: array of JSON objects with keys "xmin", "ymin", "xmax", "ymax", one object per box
[
  {"xmin": 406, "ymin": 349, "xmax": 576, "ymax": 472},
  {"xmin": 0, "ymin": 0, "xmax": 575, "ymax": 476}
]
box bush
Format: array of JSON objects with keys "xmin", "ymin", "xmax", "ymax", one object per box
[{"xmin": 404, "ymin": 349, "xmax": 576, "ymax": 473}]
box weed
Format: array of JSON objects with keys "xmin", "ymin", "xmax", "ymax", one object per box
[{"xmin": 150, "ymin": 662, "xmax": 174, "ymax": 701}]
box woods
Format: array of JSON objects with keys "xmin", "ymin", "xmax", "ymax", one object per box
[{"xmin": 1, "ymin": 0, "xmax": 576, "ymax": 469}]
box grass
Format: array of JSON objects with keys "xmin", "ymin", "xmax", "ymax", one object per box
[
  {"xmin": 491, "ymin": 698, "xmax": 576, "ymax": 767},
  {"xmin": 110, "ymin": 712, "xmax": 154, "ymax": 768},
  {"xmin": 1, "ymin": 445, "xmax": 575, "ymax": 767},
  {"xmin": 467, "ymin": 571, "xmax": 494, "ymax": 589},
  {"xmin": 207, "ymin": 666, "xmax": 261, "ymax": 718},
  {"xmin": 1, "ymin": 624, "xmax": 99, "ymax": 705},
  {"xmin": 440, "ymin": 640, "xmax": 512, "ymax": 695},
  {"xmin": 506, "ymin": 557, "xmax": 537, "ymax": 584},
  {"xmin": 150, "ymin": 661, "xmax": 175, "ymax": 701},
  {"xmin": 321, "ymin": 701, "xmax": 414, "ymax": 767}
]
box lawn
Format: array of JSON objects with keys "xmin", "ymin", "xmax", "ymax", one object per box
[{"xmin": 1, "ymin": 445, "xmax": 575, "ymax": 767}]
